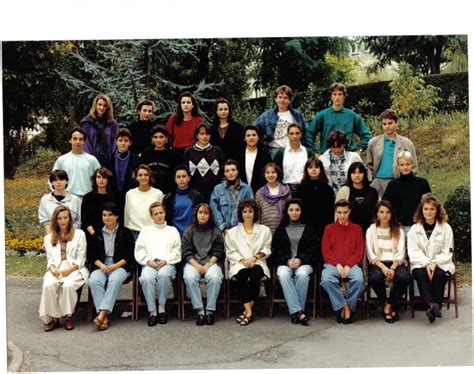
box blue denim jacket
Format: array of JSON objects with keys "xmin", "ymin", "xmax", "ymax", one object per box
[
  {"xmin": 210, "ymin": 179, "xmax": 254, "ymax": 231},
  {"xmin": 254, "ymin": 106, "xmax": 308, "ymax": 147}
]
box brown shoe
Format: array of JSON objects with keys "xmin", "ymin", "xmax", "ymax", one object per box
[
  {"xmin": 64, "ymin": 316, "xmax": 74, "ymax": 330},
  {"xmin": 44, "ymin": 319, "xmax": 60, "ymax": 332}
]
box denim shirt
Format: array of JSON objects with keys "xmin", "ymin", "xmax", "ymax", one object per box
[
  {"xmin": 210, "ymin": 179, "xmax": 254, "ymax": 231},
  {"xmin": 254, "ymin": 106, "xmax": 308, "ymax": 148}
]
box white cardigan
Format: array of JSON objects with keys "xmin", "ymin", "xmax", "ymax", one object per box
[
  {"xmin": 43, "ymin": 229, "xmax": 89, "ymax": 283},
  {"xmin": 225, "ymin": 223, "xmax": 272, "ymax": 279},
  {"xmin": 407, "ymin": 222, "xmax": 455, "ymax": 274},
  {"xmin": 134, "ymin": 223, "xmax": 181, "ymax": 266},
  {"xmin": 365, "ymin": 224, "xmax": 406, "ymax": 265}
]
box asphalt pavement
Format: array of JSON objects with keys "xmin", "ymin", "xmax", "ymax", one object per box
[{"xmin": 5, "ymin": 277, "xmax": 473, "ymax": 372}]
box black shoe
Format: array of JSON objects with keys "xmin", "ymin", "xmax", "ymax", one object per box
[
  {"xmin": 291, "ymin": 312, "xmax": 300, "ymax": 324},
  {"xmin": 158, "ymin": 312, "xmax": 168, "ymax": 324},
  {"xmin": 205, "ymin": 313, "xmax": 215, "ymax": 326},
  {"xmin": 436, "ymin": 310, "xmax": 443, "ymax": 318},
  {"xmin": 196, "ymin": 313, "xmax": 205, "ymax": 326},
  {"xmin": 298, "ymin": 311, "xmax": 309, "ymax": 326},
  {"xmin": 148, "ymin": 314, "xmax": 157, "ymax": 327},
  {"xmin": 336, "ymin": 310, "xmax": 344, "ymax": 324},
  {"xmin": 342, "ymin": 313, "xmax": 353, "ymax": 325},
  {"xmin": 426, "ymin": 303, "xmax": 440, "ymax": 324}
]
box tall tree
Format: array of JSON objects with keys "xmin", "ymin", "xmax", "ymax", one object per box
[
  {"xmin": 253, "ymin": 37, "xmax": 349, "ymax": 94},
  {"xmin": 361, "ymin": 35, "xmax": 468, "ymax": 75}
]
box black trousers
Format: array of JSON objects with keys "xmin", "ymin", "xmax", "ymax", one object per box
[
  {"xmin": 233, "ymin": 265, "xmax": 265, "ymax": 304},
  {"xmin": 412, "ymin": 267, "xmax": 450, "ymax": 308},
  {"xmin": 368, "ymin": 262, "xmax": 410, "ymax": 308}
]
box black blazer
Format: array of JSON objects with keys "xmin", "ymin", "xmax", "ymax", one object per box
[
  {"xmin": 236, "ymin": 146, "xmax": 272, "ymax": 194},
  {"xmin": 271, "ymin": 224, "xmax": 320, "ymax": 266},
  {"xmin": 87, "ymin": 224, "xmax": 135, "ymax": 274},
  {"xmin": 210, "ymin": 120, "xmax": 244, "ymax": 162}
]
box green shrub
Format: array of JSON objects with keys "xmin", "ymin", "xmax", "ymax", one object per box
[
  {"xmin": 15, "ymin": 146, "xmax": 60, "ymax": 178},
  {"xmin": 444, "ymin": 184, "xmax": 471, "ymax": 262}
]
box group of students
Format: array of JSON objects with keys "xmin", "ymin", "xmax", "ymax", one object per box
[{"xmin": 37, "ymin": 83, "xmax": 455, "ymax": 331}]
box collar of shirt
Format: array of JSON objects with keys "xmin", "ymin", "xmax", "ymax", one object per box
[{"xmin": 102, "ymin": 223, "xmax": 119, "ymax": 235}]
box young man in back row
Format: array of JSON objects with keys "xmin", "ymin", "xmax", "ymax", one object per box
[
  {"xmin": 305, "ymin": 82, "xmax": 371, "ymax": 156},
  {"xmin": 366, "ymin": 109, "xmax": 418, "ymax": 197},
  {"xmin": 254, "ymin": 85, "xmax": 308, "ymax": 158}
]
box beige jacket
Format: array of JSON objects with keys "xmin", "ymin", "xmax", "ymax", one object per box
[{"xmin": 366, "ymin": 134, "xmax": 418, "ymax": 180}]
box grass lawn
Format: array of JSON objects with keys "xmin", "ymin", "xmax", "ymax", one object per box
[{"xmin": 5, "ymin": 255, "xmax": 46, "ymax": 278}]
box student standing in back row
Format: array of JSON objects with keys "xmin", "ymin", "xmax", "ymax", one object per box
[
  {"xmin": 127, "ymin": 99, "xmax": 159, "ymax": 157},
  {"xmin": 367, "ymin": 109, "xmax": 418, "ymax": 197},
  {"xmin": 166, "ymin": 92, "xmax": 204, "ymax": 156},
  {"xmin": 305, "ymin": 83, "xmax": 371, "ymax": 156},
  {"xmin": 80, "ymin": 94, "xmax": 118, "ymax": 166},
  {"xmin": 52, "ymin": 127, "xmax": 101, "ymax": 198},
  {"xmin": 254, "ymin": 85, "xmax": 308, "ymax": 158}
]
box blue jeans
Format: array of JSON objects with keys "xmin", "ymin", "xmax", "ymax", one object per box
[
  {"xmin": 139, "ymin": 264, "xmax": 176, "ymax": 312},
  {"xmin": 183, "ymin": 263, "xmax": 223, "ymax": 312},
  {"xmin": 320, "ymin": 263, "xmax": 366, "ymax": 312},
  {"xmin": 89, "ymin": 257, "xmax": 130, "ymax": 313},
  {"xmin": 277, "ymin": 264, "xmax": 313, "ymax": 315}
]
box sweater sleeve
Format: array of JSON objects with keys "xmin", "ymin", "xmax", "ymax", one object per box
[
  {"xmin": 433, "ymin": 224, "xmax": 454, "ymax": 269},
  {"xmin": 181, "ymin": 228, "xmax": 195, "ymax": 263},
  {"xmin": 305, "ymin": 114, "xmax": 320, "ymax": 153},
  {"xmin": 393, "ymin": 228, "xmax": 406, "ymax": 263},
  {"xmin": 225, "ymin": 229, "xmax": 243, "ymax": 265},
  {"xmin": 354, "ymin": 115, "xmax": 371, "ymax": 151},
  {"xmin": 365, "ymin": 225, "xmax": 378, "ymax": 264},
  {"xmin": 164, "ymin": 227, "xmax": 181, "ymax": 265},
  {"xmin": 321, "ymin": 225, "xmax": 337, "ymax": 265},
  {"xmin": 134, "ymin": 230, "xmax": 151, "ymax": 266},
  {"xmin": 271, "ymin": 226, "xmax": 290, "ymax": 266},
  {"xmin": 210, "ymin": 229, "xmax": 225, "ymax": 261},
  {"xmin": 299, "ymin": 225, "xmax": 319, "ymax": 266},
  {"xmin": 38, "ymin": 196, "xmax": 50, "ymax": 227},
  {"xmin": 72, "ymin": 229, "xmax": 87, "ymax": 269}
]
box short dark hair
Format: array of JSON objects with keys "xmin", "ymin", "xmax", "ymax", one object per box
[
  {"xmin": 243, "ymin": 124, "xmax": 263, "ymax": 148},
  {"xmin": 150, "ymin": 125, "xmax": 168, "ymax": 138},
  {"xmin": 326, "ymin": 130, "xmax": 349, "ymax": 148},
  {"xmin": 102, "ymin": 202, "xmax": 120, "ymax": 217},
  {"xmin": 137, "ymin": 99, "xmax": 154, "ymax": 112},
  {"xmin": 287, "ymin": 122, "xmax": 302, "ymax": 134},
  {"xmin": 193, "ymin": 122, "xmax": 211, "ymax": 139},
  {"xmin": 115, "ymin": 127, "xmax": 132, "ymax": 140},
  {"xmin": 68, "ymin": 126, "xmax": 86, "ymax": 141},
  {"xmin": 224, "ymin": 159, "xmax": 240, "ymax": 172},
  {"xmin": 91, "ymin": 167, "xmax": 117, "ymax": 195},
  {"xmin": 237, "ymin": 199, "xmax": 259, "ymax": 223},
  {"xmin": 380, "ymin": 109, "xmax": 399, "ymax": 122},
  {"xmin": 335, "ymin": 199, "xmax": 351, "ymax": 210},
  {"xmin": 174, "ymin": 164, "xmax": 191, "ymax": 177},
  {"xmin": 329, "ymin": 82, "xmax": 347, "ymax": 96},
  {"xmin": 49, "ymin": 169, "xmax": 69, "ymax": 184}
]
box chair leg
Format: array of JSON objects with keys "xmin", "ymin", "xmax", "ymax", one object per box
[
  {"xmin": 87, "ymin": 287, "xmax": 94, "ymax": 323},
  {"xmin": 453, "ymin": 275, "xmax": 459, "ymax": 318}
]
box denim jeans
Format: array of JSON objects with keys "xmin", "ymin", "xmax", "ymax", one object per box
[
  {"xmin": 277, "ymin": 264, "xmax": 313, "ymax": 315},
  {"xmin": 320, "ymin": 263, "xmax": 366, "ymax": 312},
  {"xmin": 183, "ymin": 263, "xmax": 223, "ymax": 312},
  {"xmin": 89, "ymin": 257, "xmax": 130, "ymax": 313},
  {"xmin": 139, "ymin": 264, "xmax": 176, "ymax": 312}
]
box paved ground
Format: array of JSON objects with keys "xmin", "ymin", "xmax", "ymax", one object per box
[{"xmin": 5, "ymin": 277, "xmax": 473, "ymax": 372}]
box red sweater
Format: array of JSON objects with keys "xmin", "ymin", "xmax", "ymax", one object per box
[
  {"xmin": 165, "ymin": 114, "xmax": 204, "ymax": 150},
  {"xmin": 322, "ymin": 220, "xmax": 364, "ymax": 266}
]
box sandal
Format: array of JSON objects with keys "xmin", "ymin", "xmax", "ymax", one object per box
[
  {"xmin": 240, "ymin": 315, "xmax": 254, "ymax": 326},
  {"xmin": 98, "ymin": 319, "xmax": 110, "ymax": 331},
  {"xmin": 93, "ymin": 316, "xmax": 103, "ymax": 327},
  {"xmin": 236, "ymin": 313, "xmax": 246, "ymax": 323}
]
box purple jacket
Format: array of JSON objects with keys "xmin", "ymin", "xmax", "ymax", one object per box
[{"xmin": 80, "ymin": 116, "xmax": 118, "ymax": 166}]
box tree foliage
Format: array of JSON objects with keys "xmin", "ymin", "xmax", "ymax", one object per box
[
  {"xmin": 361, "ymin": 35, "xmax": 467, "ymax": 75},
  {"xmin": 389, "ymin": 63, "xmax": 440, "ymax": 127}
]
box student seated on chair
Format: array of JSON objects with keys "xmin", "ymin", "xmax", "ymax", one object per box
[
  {"xmin": 181, "ymin": 203, "xmax": 225, "ymax": 326},
  {"xmin": 88, "ymin": 202, "xmax": 135, "ymax": 331},
  {"xmin": 271, "ymin": 198, "xmax": 319, "ymax": 325},
  {"xmin": 366, "ymin": 200, "xmax": 410, "ymax": 323},
  {"xmin": 134, "ymin": 202, "xmax": 181, "ymax": 327},
  {"xmin": 407, "ymin": 193, "xmax": 455, "ymax": 324},
  {"xmin": 320, "ymin": 199, "xmax": 366, "ymax": 324},
  {"xmin": 39, "ymin": 206, "xmax": 89, "ymax": 332},
  {"xmin": 225, "ymin": 199, "xmax": 272, "ymax": 326}
]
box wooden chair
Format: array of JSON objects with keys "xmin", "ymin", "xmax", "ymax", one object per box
[
  {"xmin": 179, "ymin": 263, "xmax": 227, "ymax": 320},
  {"xmin": 133, "ymin": 265, "xmax": 182, "ymax": 321},
  {"xmin": 270, "ymin": 265, "xmax": 317, "ymax": 319},
  {"xmin": 225, "ymin": 260, "xmax": 273, "ymax": 319}
]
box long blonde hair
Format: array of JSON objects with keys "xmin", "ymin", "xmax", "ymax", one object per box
[
  {"xmin": 88, "ymin": 94, "xmax": 114, "ymax": 123},
  {"xmin": 50, "ymin": 206, "xmax": 75, "ymax": 246}
]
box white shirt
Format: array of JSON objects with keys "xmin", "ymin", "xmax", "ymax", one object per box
[
  {"xmin": 245, "ymin": 148, "xmax": 258, "ymax": 186},
  {"xmin": 269, "ymin": 111, "xmax": 295, "ymax": 149},
  {"xmin": 282, "ymin": 145, "xmax": 308, "ymax": 184}
]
